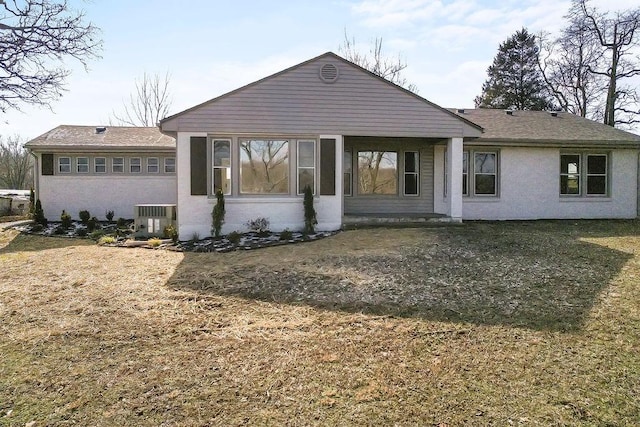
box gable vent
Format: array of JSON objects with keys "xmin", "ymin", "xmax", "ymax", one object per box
[{"xmin": 319, "ymin": 63, "xmax": 339, "ymax": 83}]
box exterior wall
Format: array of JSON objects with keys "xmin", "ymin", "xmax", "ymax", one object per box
[
  {"xmin": 176, "ymin": 132, "xmax": 343, "ymax": 240},
  {"xmin": 344, "ymin": 137, "xmax": 436, "ymax": 215},
  {"xmin": 34, "ymin": 152, "xmax": 176, "ymax": 220},
  {"xmin": 434, "ymin": 146, "xmax": 639, "ymax": 219},
  {"xmin": 162, "ymin": 55, "xmax": 481, "ymax": 139}
]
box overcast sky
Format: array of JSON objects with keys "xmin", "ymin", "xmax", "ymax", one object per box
[{"xmin": 1, "ymin": 0, "xmax": 637, "ymax": 140}]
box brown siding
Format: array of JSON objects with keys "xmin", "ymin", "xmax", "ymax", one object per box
[
  {"xmin": 162, "ymin": 55, "xmax": 481, "ymax": 138},
  {"xmin": 320, "ymin": 138, "xmax": 336, "ymax": 195},
  {"xmin": 190, "ymin": 137, "xmax": 207, "ymax": 195},
  {"xmin": 344, "ymin": 137, "xmax": 435, "ymax": 215},
  {"xmin": 41, "ymin": 154, "xmax": 54, "ymax": 176}
]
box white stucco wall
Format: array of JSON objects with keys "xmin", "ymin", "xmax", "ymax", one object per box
[
  {"xmin": 176, "ymin": 132, "xmax": 343, "ymax": 240},
  {"xmin": 434, "ymin": 145, "xmax": 639, "ymax": 220},
  {"xmin": 39, "ymin": 175, "xmax": 177, "ymax": 220}
]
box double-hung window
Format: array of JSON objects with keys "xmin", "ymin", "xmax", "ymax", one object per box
[
  {"xmin": 213, "ymin": 139, "xmax": 231, "ymax": 195},
  {"xmin": 560, "ymin": 153, "xmax": 608, "ymax": 196},
  {"xmin": 147, "ymin": 157, "xmax": 159, "ymax": 173},
  {"xmin": 445, "ymin": 149, "xmax": 498, "ymax": 197},
  {"xmin": 113, "ymin": 157, "xmax": 124, "ymax": 173},
  {"xmin": 77, "ymin": 157, "xmax": 89, "ymax": 173},
  {"xmin": 404, "ymin": 151, "xmax": 419, "ymax": 196},
  {"xmin": 164, "ymin": 158, "xmax": 176, "ymax": 173},
  {"xmin": 95, "ymin": 157, "xmax": 106, "ymax": 173},
  {"xmin": 58, "ymin": 157, "xmax": 71, "ymax": 173},
  {"xmin": 130, "ymin": 157, "xmax": 141, "ymax": 173},
  {"xmin": 297, "ymin": 140, "xmax": 315, "ymax": 195},
  {"xmin": 343, "ymin": 150, "xmax": 352, "ymax": 196}
]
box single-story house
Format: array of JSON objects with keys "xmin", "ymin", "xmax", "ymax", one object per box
[{"xmin": 26, "ymin": 52, "xmax": 640, "ymax": 239}]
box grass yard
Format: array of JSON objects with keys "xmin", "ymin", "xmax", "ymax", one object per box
[{"xmin": 1, "ymin": 221, "xmax": 639, "ymax": 426}]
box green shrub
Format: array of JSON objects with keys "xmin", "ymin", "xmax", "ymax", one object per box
[
  {"xmin": 60, "ymin": 210, "xmax": 72, "ymax": 229},
  {"xmin": 163, "ymin": 224, "xmax": 179, "ymax": 243},
  {"xmin": 280, "ymin": 229, "xmax": 293, "ymax": 241},
  {"xmin": 227, "ymin": 231, "xmax": 241, "ymax": 244},
  {"xmin": 31, "ymin": 223, "xmax": 43, "ymax": 233},
  {"xmin": 148, "ymin": 238, "xmax": 162, "ymax": 247},
  {"xmin": 53, "ymin": 225, "xmax": 66, "ymax": 235},
  {"xmin": 105, "ymin": 210, "xmax": 115, "ymax": 223},
  {"xmin": 190, "ymin": 232, "xmax": 200, "ymax": 242},
  {"xmin": 33, "ymin": 199, "xmax": 47, "ymax": 227},
  {"xmin": 116, "ymin": 217, "xmax": 127, "ymax": 228},
  {"xmin": 246, "ymin": 217, "xmax": 270, "ymax": 234},
  {"xmin": 303, "ymin": 185, "xmax": 317, "ymax": 234},
  {"xmin": 211, "ymin": 189, "xmax": 226, "ymax": 238},
  {"xmin": 90, "ymin": 229, "xmax": 105, "ymax": 240},
  {"xmin": 87, "ymin": 216, "xmax": 100, "ymax": 232},
  {"xmin": 79, "ymin": 210, "xmax": 90, "ymax": 224},
  {"xmin": 98, "ymin": 235, "xmax": 116, "ymax": 245},
  {"xmin": 75, "ymin": 228, "xmax": 88, "ymax": 237}
]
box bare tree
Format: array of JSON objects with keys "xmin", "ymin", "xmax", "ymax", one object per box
[
  {"xmin": 538, "ymin": 25, "xmax": 606, "ymax": 120},
  {"xmin": 0, "ymin": 0, "xmax": 101, "ymax": 113},
  {"xmin": 112, "ymin": 72, "xmax": 172, "ymax": 126},
  {"xmin": 340, "ymin": 30, "xmax": 418, "ymax": 93},
  {"xmin": 572, "ymin": 0, "xmax": 640, "ymax": 127},
  {"xmin": 0, "ymin": 135, "xmax": 32, "ymax": 189}
]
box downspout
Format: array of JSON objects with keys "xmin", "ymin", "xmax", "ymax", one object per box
[{"xmin": 28, "ymin": 149, "xmax": 39, "ymax": 202}]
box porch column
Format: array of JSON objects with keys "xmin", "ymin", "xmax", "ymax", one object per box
[{"xmin": 446, "ymin": 137, "xmax": 463, "ymax": 222}]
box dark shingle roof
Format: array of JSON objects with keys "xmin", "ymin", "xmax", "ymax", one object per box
[
  {"xmin": 25, "ymin": 125, "xmax": 175, "ymax": 150},
  {"xmin": 453, "ymin": 109, "xmax": 640, "ymax": 146}
]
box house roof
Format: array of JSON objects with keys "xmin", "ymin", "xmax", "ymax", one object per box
[
  {"xmin": 25, "ymin": 125, "xmax": 175, "ymax": 151},
  {"xmin": 160, "ymin": 51, "xmax": 483, "ymax": 138},
  {"xmin": 453, "ymin": 108, "xmax": 640, "ymax": 146}
]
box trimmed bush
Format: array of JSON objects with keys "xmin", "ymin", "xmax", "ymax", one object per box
[
  {"xmin": 75, "ymin": 228, "xmax": 88, "ymax": 237},
  {"xmin": 60, "ymin": 210, "xmax": 72, "ymax": 229},
  {"xmin": 211, "ymin": 190, "xmax": 226, "ymax": 238},
  {"xmin": 280, "ymin": 229, "xmax": 293, "ymax": 241},
  {"xmin": 303, "ymin": 185, "xmax": 317, "ymax": 234},
  {"xmin": 163, "ymin": 224, "xmax": 179, "ymax": 243},
  {"xmin": 148, "ymin": 238, "xmax": 162, "ymax": 247},
  {"xmin": 87, "ymin": 217, "xmax": 100, "ymax": 232},
  {"xmin": 105, "ymin": 210, "xmax": 115, "ymax": 223},
  {"xmin": 79, "ymin": 210, "xmax": 90, "ymax": 224},
  {"xmin": 89, "ymin": 229, "xmax": 105, "ymax": 240},
  {"xmin": 33, "ymin": 199, "xmax": 47, "ymax": 227},
  {"xmin": 98, "ymin": 235, "xmax": 116, "ymax": 245},
  {"xmin": 116, "ymin": 217, "xmax": 127, "ymax": 228},
  {"xmin": 227, "ymin": 231, "xmax": 241, "ymax": 244}
]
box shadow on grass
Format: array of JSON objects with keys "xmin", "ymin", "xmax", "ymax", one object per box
[
  {"xmin": 0, "ymin": 231, "xmax": 93, "ymax": 253},
  {"xmin": 166, "ymin": 221, "xmax": 638, "ymax": 332}
]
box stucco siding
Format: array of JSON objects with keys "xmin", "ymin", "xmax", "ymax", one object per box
[
  {"xmin": 176, "ymin": 132, "xmax": 342, "ymax": 240},
  {"xmin": 38, "ymin": 175, "xmax": 176, "ymax": 220},
  {"xmin": 162, "ymin": 56, "xmax": 480, "ymax": 139},
  {"xmin": 434, "ymin": 146, "xmax": 639, "ymax": 219}
]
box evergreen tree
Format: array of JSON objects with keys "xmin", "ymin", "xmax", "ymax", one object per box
[{"xmin": 475, "ymin": 28, "xmax": 555, "ymax": 110}]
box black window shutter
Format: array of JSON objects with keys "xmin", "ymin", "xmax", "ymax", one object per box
[
  {"xmin": 190, "ymin": 137, "xmax": 207, "ymax": 195},
  {"xmin": 320, "ymin": 138, "xmax": 336, "ymax": 195},
  {"xmin": 41, "ymin": 154, "xmax": 54, "ymax": 176}
]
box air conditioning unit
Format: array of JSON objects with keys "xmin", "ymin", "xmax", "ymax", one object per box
[{"xmin": 134, "ymin": 204, "xmax": 177, "ymax": 237}]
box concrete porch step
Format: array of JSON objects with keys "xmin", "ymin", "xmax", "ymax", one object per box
[{"xmin": 342, "ymin": 214, "xmax": 459, "ymax": 229}]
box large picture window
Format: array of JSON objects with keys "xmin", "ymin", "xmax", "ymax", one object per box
[
  {"xmin": 560, "ymin": 153, "xmax": 608, "ymax": 196},
  {"xmin": 213, "ymin": 140, "xmax": 231, "ymax": 195},
  {"xmin": 357, "ymin": 151, "xmax": 397, "ymax": 195},
  {"xmin": 297, "ymin": 140, "xmax": 315, "ymax": 195},
  {"xmin": 240, "ymin": 139, "xmax": 289, "ymax": 194}
]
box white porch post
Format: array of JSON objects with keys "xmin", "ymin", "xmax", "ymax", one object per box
[{"xmin": 446, "ymin": 137, "xmax": 463, "ymax": 222}]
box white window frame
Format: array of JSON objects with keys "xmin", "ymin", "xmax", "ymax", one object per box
[
  {"xmin": 403, "ymin": 151, "xmax": 419, "ymax": 196},
  {"xmin": 112, "ymin": 157, "xmax": 124, "ymax": 173},
  {"xmin": 212, "ymin": 139, "xmax": 231, "ymax": 195},
  {"xmin": 147, "ymin": 157, "xmax": 159, "ymax": 173},
  {"xmin": 58, "ymin": 157, "xmax": 71, "ymax": 174},
  {"xmin": 94, "ymin": 157, "xmax": 106, "ymax": 173},
  {"xmin": 164, "ymin": 157, "xmax": 176, "ymax": 173},
  {"xmin": 130, "ymin": 157, "xmax": 141, "ymax": 173},
  {"xmin": 76, "ymin": 157, "xmax": 89, "ymax": 173},
  {"xmin": 297, "ymin": 140, "xmax": 316, "ymax": 195},
  {"xmin": 560, "ymin": 153, "xmax": 581, "ymax": 196}
]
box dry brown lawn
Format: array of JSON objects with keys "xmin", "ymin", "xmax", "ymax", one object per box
[{"xmin": 1, "ymin": 221, "xmax": 639, "ymax": 426}]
